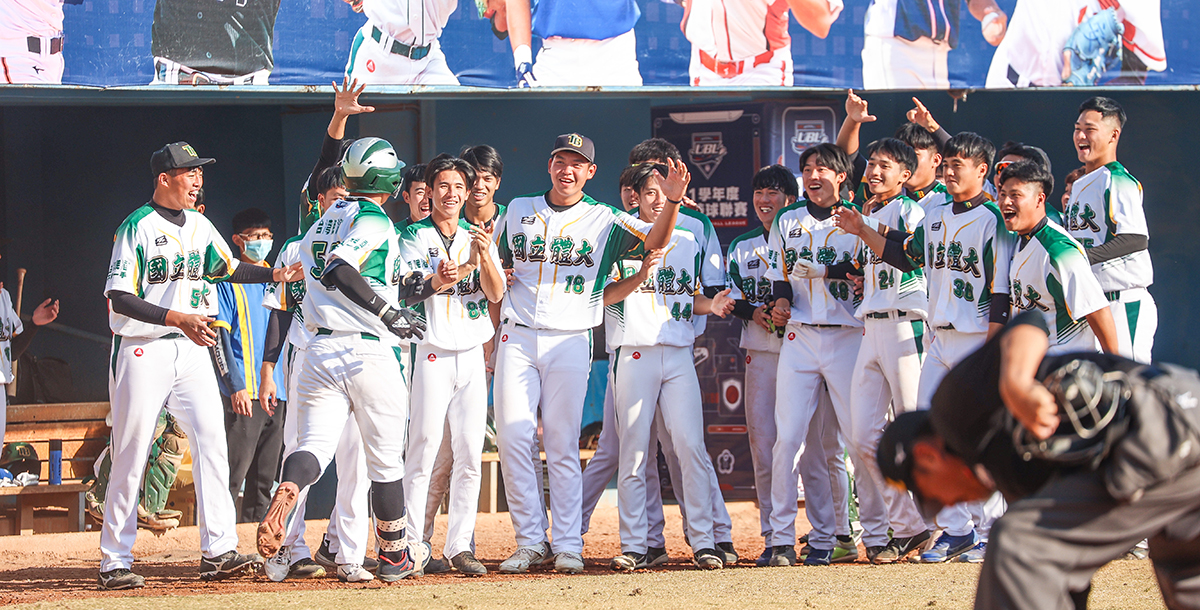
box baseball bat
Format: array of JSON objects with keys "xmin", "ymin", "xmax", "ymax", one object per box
[{"xmin": 8, "ymin": 268, "xmax": 26, "ymax": 397}]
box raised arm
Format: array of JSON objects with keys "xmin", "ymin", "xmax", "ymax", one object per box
[
  {"xmin": 835, "ymin": 90, "xmax": 876, "ymax": 157},
  {"xmin": 787, "ymin": 0, "xmax": 843, "ymax": 39}
]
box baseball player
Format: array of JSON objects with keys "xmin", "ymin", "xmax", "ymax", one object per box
[
  {"xmin": 604, "ymin": 162, "xmax": 734, "ymax": 571},
  {"xmin": 825, "ymin": 139, "xmax": 932, "ymax": 564},
  {"xmin": 344, "ymin": 0, "xmax": 459, "ymax": 85},
  {"xmin": 398, "ymin": 156, "xmax": 506, "ymax": 577},
  {"xmin": 1065, "ymin": 96, "xmax": 1157, "ymax": 364},
  {"xmin": 998, "ymin": 160, "xmax": 1119, "ymax": 359},
  {"xmin": 149, "ymin": 0, "xmax": 280, "ymax": 84},
  {"xmin": 836, "ymin": 132, "xmax": 1015, "ymax": 563},
  {"xmin": 683, "ymin": 0, "xmax": 844, "ymax": 87},
  {"xmin": 986, "ymin": 0, "xmax": 1165, "ymax": 88},
  {"xmin": 0, "ymin": 0, "xmax": 76, "ymax": 83},
  {"xmin": 861, "ymin": 0, "xmax": 1008, "ymax": 89},
  {"xmin": 0, "ymin": 281, "xmax": 57, "ymax": 444},
  {"xmin": 493, "ymin": 133, "xmax": 684, "ymax": 575},
  {"xmin": 763, "ymin": 143, "xmax": 865, "ymax": 567},
  {"xmin": 256, "ymin": 137, "xmax": 436, "ymax": 583},
  {"xmin": 100, "ymin": 142, "xmax": 300, "ymax": 590},
  {"xmin": 503, "ymin": 0, "xmax": 642, "ymax": 87},
  {"xmin": 396, "ymin": 164, "xmax": 431, "ymax": 231}
]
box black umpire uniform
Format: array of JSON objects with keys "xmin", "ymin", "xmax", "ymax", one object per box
[{"xmin": 879, "ymin": 312, "xmax": 1200, "ymax": 610}]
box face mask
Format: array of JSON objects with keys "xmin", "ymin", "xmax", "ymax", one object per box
[{"xmin": 243, "ymin": 239, "xmax": 273, "ymax": 263}]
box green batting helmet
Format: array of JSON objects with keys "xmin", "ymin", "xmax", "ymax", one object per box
[
  {"xmin": 0, "ymin": 442, "xmax": 39, "ymax": 477},
  {"xmin": 341, "ymin": 137, "xmax": 406, "ymax": 196}
]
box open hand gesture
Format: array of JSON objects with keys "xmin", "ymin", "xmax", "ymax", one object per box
[{"xmin": 332, "ymin": 77, "xmax": 374, "ymax": 116}]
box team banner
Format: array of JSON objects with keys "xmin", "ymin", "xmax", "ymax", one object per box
[{"xmin": 2, "ymin": 0, "xmax": 1191, "ymax": 88}]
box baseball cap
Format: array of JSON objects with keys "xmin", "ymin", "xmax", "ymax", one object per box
[
  {"xmin": 151, "ymin": 142, "xmax": 215, "ymax": 177},
  {"xmin": 876, "ymin": 410, "xmax": 944, "ymax": 518},
  {"xmin": 550, "ymin": 133, "xmax": 595, "ymax": 163}
]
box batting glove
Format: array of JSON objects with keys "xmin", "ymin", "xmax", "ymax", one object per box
[
  {"xmin": 516, "ymin": 62, "xmax": 538, "ymax": 88},
  {"xmin": 790, "ymin": 259, "xmax": 825, "ymax": 280},
  {"xmin": 381, "ymin": 306, "xmax": 425, "ymax": 340}
]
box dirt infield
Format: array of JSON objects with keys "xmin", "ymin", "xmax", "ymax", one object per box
[{"xmin": 0, "ymin": 501, "xmax": 1166, "ymax": 609}]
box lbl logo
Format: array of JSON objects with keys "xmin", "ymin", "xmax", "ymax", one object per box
[
  {"xmin": 688, "ymin": 132, "xmax": 728, "ymax": 180},
  {"xmin": 791, "ymin": 120, "xmax": 828, "ymax": 154}
]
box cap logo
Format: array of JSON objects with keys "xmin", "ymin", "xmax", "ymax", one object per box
[
  {"xmin": 181, "ymin": 144, "xmax": 198, "ymax": 158},
  {"xmin": 567, "ymin": 134, "xmax": 584, "ymax": 148}
]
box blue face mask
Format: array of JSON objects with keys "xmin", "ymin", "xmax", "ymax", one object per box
[{"xmin": 243, "ymin": 239, "xmax": 273, "ymax": 263}]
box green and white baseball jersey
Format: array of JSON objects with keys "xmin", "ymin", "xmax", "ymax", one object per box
[
  {"xmin": 263, "ymin": 235, "xmax": 313, "ymax": 350},
  {"xmin": 0, "ymin": 288, "xmax": 23, "ymax": 384},
  {"xmin": 727, "ymin": 226, "xmax": 782, "ymax": 353},
  {"xmin": 105, "ymin": 204, "xmax": 238, "ymax": 338},
  {"xmin": 764, "ymin": 200, "xmax": 863, "ymax": 327},
  {"xmin": 397, "ymin": 217, "xmax": 505, "ymax": 351},
  {"xmin": 630, "ymin": 205, "xmax": 724, "ymax": 335},
  {"xmin": 498, "ymin": 192, "xmax": 653, "ymax": 331},
  {"xmin": 901, "ymin": 193, "xmax": 1015, "ymax": 333},
  {"xmin": 857, "ymin": 194, "xmax": 928, "ymax": 319},
  {"xmin": 1063, "ymin": 162, "xmax": 1153, "ymax": 292},
  {"xmin": 909, "ymin": 180, "xmax": 946, "ymax": 207},
  {"xmin": 605, "ymin": 228, "xmax": 702, "ymax": 349},
  {"xmin": 299, "ymin": 197, "xmax": 403, "ymax": 339},
  {"xmin": 1009, "ymin": 220, "xmax": 1108, "ymax": 355}
]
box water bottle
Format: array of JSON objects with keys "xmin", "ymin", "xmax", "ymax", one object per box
[{"xmin": 49, "ymin": 440, "xmax": 62, "ymax": 485}]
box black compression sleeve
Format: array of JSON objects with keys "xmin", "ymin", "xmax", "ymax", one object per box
[
  {"xmin": 933, "ymin": 127, "xmax": 951, "ymax": 149},
  {"xmin": 884, "ymin": 227, "xmax": 910, "ymax": 242},
  {"xmin": 263, "ymin": 309, "xmax": 292, "ymax": 365},
  {"xmin": 772, "ymin": 281, "xmax": 793, "ymax": 305},
  {"xmin": 108, "ymin": 291, "xmax": 170, "ymax": 326},
  {"xmin": 229, "ymin": 263, "xmax": 275, "ymax": 284},
  {"xmin": 1010, "ymin": 310, "xmax": 1050, "ymax": 335},
  {"xmin": 1087, "ymin": 234, "xmax": 1148, "ymax": 266},
  {"xmin": 882, "ymin": 239, "xmax": 916, "ymax": 272},
  {"xmin": 306, "ymin": 133, "xmax": 343, "ymax": 201},
  {"xmin": 826, "ymin": 261, "xmax": 860, "ymax": 280},
  {"xmin": 988, "ymin": 294, "xmax": 1012, "ymax": 326},
  {"xmin": 703, "ymin": 285, "xmax": 722, "ymax": 298},
  {"xmin": 732, "ymin": 299, "xmax": 757, "ymax": 321},
  {"xmin": 851, "ymin": 153, "xmax": 868, "ymax": 189},
  {"xmin": 322, "ymin": 260, "xmax": 388, "ymax": 316},
  {"xmin": 11, "ymin": 325, "xmax": 38, "ymax": 360}
]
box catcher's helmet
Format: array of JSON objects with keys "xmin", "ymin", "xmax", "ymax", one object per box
[
  {"xmin": 1012, "ymin": 359, "xmax": 1130, "ymax": 467},
  {"xmin": 341, "ymin": 137, "xmax": 406, "ymax": 196},
  {"xmin": 0, "ymin": 442, "xmax": 40, "ymax": 477}
]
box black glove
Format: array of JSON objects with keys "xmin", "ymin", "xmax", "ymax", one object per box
[{"xmin": 380, "ymin": 306, "xmax": 425, "ymax": 340}]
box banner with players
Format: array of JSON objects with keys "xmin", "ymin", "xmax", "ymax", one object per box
[{"xmin": 4, "ymin": 0, "xmax": 1192, "ymax": 88}]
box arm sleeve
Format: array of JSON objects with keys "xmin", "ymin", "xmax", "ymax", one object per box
[
  {"xmin": 108, "ymin": 291, "xmax": 170, "ymax": 326},
  {"xmin": 1086, "ymin": 233, "xmax": 1148, "ymax": 265},
  {"xmin": 322, "ymin": 260, "xmax": 389, "ymax": 316},
  {"xmin": 229, "ymin": 264, "xmax": 275, "ymax": 284},
  {"xmin": 11, "ymin": 325, "xmax": 38, "ymax": 360},
  {"xmin": 989, "ymin": 293, "xmax": 1012, "ymax": 325},
  {"xmin": 305, "ymin": 133, "xmax": 343, "ymax": 202},
  {"xmin": 826, "ymin": 260, "xmax": 860, "ymax": 280},
  {"xmin": 933, "ymin": 127, "xmax": 951, "ymax": 149},
  {"xmin": 732, "ymin": 299, "xmax": 757, "ymax": 321},
  {"xmin": 772, "ymin": 280, "xmax": 794, "ymax": 304},
  {"xmin": 262, "ymin": 309, "xmax": 292, "ymax": 365},
  {"xmin": 881, "ymin": 238, "xmax": 917, "ymax": 272}
]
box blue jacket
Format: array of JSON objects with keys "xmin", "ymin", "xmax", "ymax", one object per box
[{"xmin": 217, "ymin": 277, "xmax": 287, "ymax": 401}]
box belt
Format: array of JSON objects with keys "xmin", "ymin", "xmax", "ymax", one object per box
[
  {"xmin": 1006, "ymin": 65, "xmax": 1021, "ymax": 86},
  {"xmin": 1105, "ymin": 291, "xmax": 1121, "ymax": 302},
  {"xmin": 371, "ymin": 26, "xmax": 431, "ymax": 60},
  {"xmin": 865, "ymin": 310, "xmax": 908, "ymax": 320},
  {"xmin": 936, "ymin": 324, "xmax": 955, "ymax": 331},
  {"xmin": 154, "ymin": 58, "xmax": 262, "ymax": 85},
  {"xmin": 802, "ymin": 323, "xmax": 845, "ymax": 329},
  {"xmin": 27, "ymin": 36, "xmax": 63, "ymax": 55},
  {"xmin": 316, "ymin": 327, "xmax": 379, "ymax": 341},
  {"xmin": 698, "ymin": 48, "xmax": 773, "ymax": 79}
]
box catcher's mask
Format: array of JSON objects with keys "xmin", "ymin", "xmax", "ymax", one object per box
[{"xmin": 1012, "ymin": 359, "xmax": 1130, "ymax": 467}]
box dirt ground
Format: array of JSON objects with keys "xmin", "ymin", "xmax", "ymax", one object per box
[{"xmin": 0, "ymin": 501, "xmax": 1166, "ymax": 609}]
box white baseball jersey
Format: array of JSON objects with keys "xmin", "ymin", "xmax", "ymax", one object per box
[
  {"xmin": 0, "ymin": 0, "xmax": 64, "ymax": 37},
  {"xmin": 857, "ymin": 194, "xmax": 928, "ymax": 318},
  {"xmin": 670, "ymin": 206, "xmax": 723, "ymax": 336},
  {"xmin": 0, "ymin": 288, "xmax": 23, "ymax": 384},
  {"xmin": 1063, "ymin": 161, "xmax": 1152, "ymax": 292},
  {"xmin": 901, "ymin": 194, "xmax": 1016, "ymax": 333},
  {"xmin": 764, "ymin": 200, "xmax": 863, "ymax": 327},
  {"xmin": 605, "ymin": 228, "xmax": 701, "ymax": 349},
  {"xmin": 363, "ymin": 0, "xmax": 457, "ymax": 44},
  {"xmin": 727, "ymin": 226, "xmax": 782, "ymax": 353},
  {"xmin": 683, "ymin": 0, "xmax": 813, "ymax": 62},
  {"xmin": 497, "ymin": 192, "xmax": 652, "ymax": 331},
  {"xmin": 299, "ymin": 197, "xmax": 403, "ymax": 339},
  {"xmin": 397, "ymin": 217, "xmax": 505, "ymax": 351},
  {"xmin": 104, "ymin": 205, "xmax": 239, "ymax": 338},
  {"xmin": 1009, "ymin": 220, "xmax": 1109, "ymax": 355},
  {"xmin": 263, "ymin": 235, "xmax": 314, "ymax": 350}
]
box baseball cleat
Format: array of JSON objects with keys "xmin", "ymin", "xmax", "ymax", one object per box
[
  {"xmin": 872, "ymin": 530, "xmax": 932, "ymax": 564},
  {"xmin": 610, "ymin": 552, "xmax": 648, "ymax": 572},
  {"xmin": 199, "ymin": 551, "xmax": 262, "ymax": 581},
  {"xmin": 264, "ymin": 546, "xmax": 292, "ymax": 582},
  {"xmin": 312, "ymin": 538, "xmax": 337, "ymax": 572},
  {"xmin": 424, "ymin": 556, "xmax": 452, "ymax": 574},
  {"xmin": 646, "ymin": 547, "xmax": 669, "ymax": 567},
  {"xmin": 98, "ymin": 568, "xmax": 145, "ymax": 590},
  {"xmin": 803, "ymin": 548, "xmax": 833, "ymax": 566},
  {"xmin": 554, "ymin": 551, "xmax": 585, "ymax": 574},
  {"xmin": 338, "ymin": 563, "xmax": 375, "ymax": 583},
  {"xmin": 755, "ymin": 547, "xmax": 773, "ymax": 567},
  {"xmin": 257, "ymin": 482, "xmax": 299, "ymax": 559},
  {"xmin": 768, "ymin": 545, "xmax": 796, "ymax": 567},
  {"xmin": 693, "ymin": 548, "xmax": 724, "ymax": 570},
  {"xmin": 956, "ymin": 541, "xmax": 987, "ymax": 563},
  {"xmin": 717, "ymin": 542, "xmax": 739, "ymax": 565},
  {"xmin": 376, "ymin": 541, "xmax": 430, "ymax": 583},
  {"xmin": 451, "ymin": 551, "xmax": 487, "ymax": 576},
  {"xmin": 920, "ymin": 532, "xmax": 976, "ymax": 563},
  {"xmin": 499, "ymin": 542, "xmax": 550, "ymax": 574},
  {"xmin": 832, "ymin": 535, "xmax": 860, "ymax": 563},
  {"xmin": 288, "ymin": 558, "xmax": 326, "ymax": 579}
]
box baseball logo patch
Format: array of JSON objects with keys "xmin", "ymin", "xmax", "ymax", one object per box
[
  {"xmin": 745, "ymin": 355, "xmax": 751, "ymax": 364},
  {"xmin": 632, "ymin": 351, "xmax": 641, "ymax": 360},
  {"xmin": 787, "ymin": 332, "xmax": 795, "ymax": 341},
  {"xmin": 134, "ymin": 348, "xmax": 144, "ymax": 357},
  {"xmin": 366, "ymin": 59, "xmax": 376, "ymax": 73},
  {"xmin": 428, "ymin": 353, "xmax": 437, "ymax": 362},
  {"xmin": 501, "ymin": 334, "xmax": 508, "ymax": 342},
  {"xmin": 155, "ymin": 236, "xmax": 168, "ymax": 246}
]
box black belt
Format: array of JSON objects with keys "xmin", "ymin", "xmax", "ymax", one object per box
[
  {"xmin": 936, "ymin": 324, "xmax": 955, "ymax": 331},
  {"xmin": 865, "ymin": 310, "xmax": 908, "ymax": 320},
  {"xmin": 802, "ymin": 323, "xmax": 845, "ymax": 329},
  {"xmin": 1105, "ymin": 291, "xmax": 1121, "ymax": 302},
  {"xmin": 371, "ymin": 26, "xmax": 431, "ymax": 60},
  {"xmin": 27, "ymin": 36, "xmax": 63, "ymax": 55},
  {"xmin": 1007, "ymin": 65, "xmax": 1021, "ymax": 86},
  {"xmin": 316, "ymin": 327, "xmax": 379, "ymax": 341}
]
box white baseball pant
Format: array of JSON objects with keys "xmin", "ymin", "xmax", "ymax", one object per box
[
  {"xmin": 421, "ymin": 421, "xmax": 454, "ymax": 546},
  {"xmin": 1109, "ymin": 288, "xmax": 1157, "ymax": 364},
  {"xmin": 531, "ymin": 29, "xmax": 642, "ymax": 87},
  {"xmin": 101, "ymin": 336, "xmax": 238, "ymax": 572},
  {"xmin": 278, "ymin": 345, "xmax": 370, "ymax": 564},
  {"xmin": 688, "ymin": 46, "xmax": 793, "ymax": 87},
  {"xmin": 494, "ymin": 323, "xmax": 589, "ymax": 554},
  {"xmin": 861, "ymin": 35, "xmax": 950, "ymax": 90},
  {"xmin": 345, "ymin": 22, "xmax": 458, "ymax": 86},
  {"xmin": 769, "ymin": 325, "xmax": 862, "ymax": 550},
  {"xmin": 744, "ymin": 349, "xmax": 779, "ymax": 540},
  {"xmin": 797, "ymin": 384, "xmax": 850, "ymax": 543},
  {"xmin": 658, "ymin": 415, "xmax": 735, "ymax": 545},
  {"xmin": 848, "ymin": 315, "xmax": 928, "ymax": 547},
  {"xmin": 405, "ymin": 343, "xmax": 488, "ymax": 559},
  {"xmin": 614, "ymin": 345, "xmax": 715, "ymax": 553},
  {"xmin": 0, "ymin": 36, "xmax": 64, "ymax": 84}
]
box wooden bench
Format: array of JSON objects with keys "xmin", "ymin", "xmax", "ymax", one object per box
[{"xmin": 1, "ymin": 402, "xmax": 110, "ymax": 535}]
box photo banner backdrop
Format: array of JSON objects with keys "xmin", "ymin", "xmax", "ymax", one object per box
[{"xmin": 6, "ymin": 0, "xmax": 1194, "ymax": 88}]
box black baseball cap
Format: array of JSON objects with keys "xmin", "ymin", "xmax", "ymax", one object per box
[
  {"xmin": 876, "ymin": 410, "xmax": 944, "ymax": 518},
  {"xmin": 551, "ymin": 133, "xmax": 595, "ymax": 163},
  {"xmin": 151, "ymin": 142, "xmax": 215, "ymax": 177}
]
